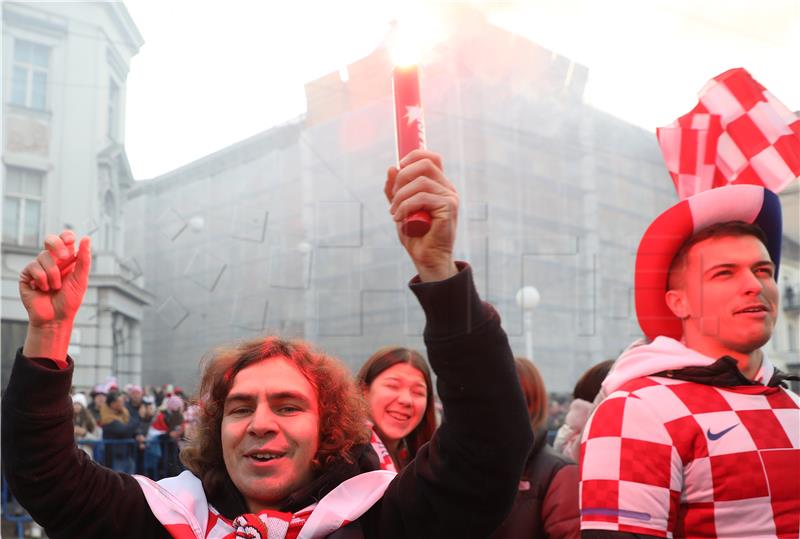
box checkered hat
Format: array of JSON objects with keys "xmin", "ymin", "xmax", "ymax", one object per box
[
  {"xmin": 635, "ymin": 185, "xmax": 782, "ymax": 340},
  {"xmin": 656, "ymin": 68, "xmax": 799, "ymax": 200},
  {"xmin": 636, "ymin": 68, "xmax": 798, "ymax": 340}
]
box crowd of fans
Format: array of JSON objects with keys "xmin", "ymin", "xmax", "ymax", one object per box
[
  {"xmin": 64, "ymin": 356, "xmax": 610, "ymax": 539},
  {"xmin": 70, "ymin": 381, "xmax": 199, "ymax": 479},
  {"xmin": 5, "ymin": 125, "xmax": 798, "ymax": 537}
]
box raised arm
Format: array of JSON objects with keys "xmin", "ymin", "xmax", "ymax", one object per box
[
  {"xmin": 19, "ymin": 230, "xmax": 91, "ymax": 364},
  {"xmin": 2, "ymin": 231, "xmax": 165, "ymax": 538},
  {"xmin": 370, "ymin": 150, "xmax": 534, "ymax": 538}
]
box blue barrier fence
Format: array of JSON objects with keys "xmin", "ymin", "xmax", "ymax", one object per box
[
  {"xmin": 3, "ymin": 431, "xmax": 564, "ymax": 536},
  {"xmin": 2, "ymin": 437, "xmax": 183, "ymax": 538}
]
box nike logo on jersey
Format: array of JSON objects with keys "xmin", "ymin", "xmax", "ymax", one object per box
[{"xmin": 707, "ymin": 423, "xmax": 739, "ymax": 440}]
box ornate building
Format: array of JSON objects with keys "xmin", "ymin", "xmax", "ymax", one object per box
[{"xmin": 1, "ymin": 1, "xmax": 151, "ymax": 390}]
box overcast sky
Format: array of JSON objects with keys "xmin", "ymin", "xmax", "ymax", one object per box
[{"xmin": 123, "ymin": 0, "xmax": 800, "ymax": 180}]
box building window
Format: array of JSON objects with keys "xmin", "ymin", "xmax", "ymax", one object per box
[
  {"xmin": 11, "ymin": 39, "xmax": 50, "ymax": 110},
  {"xmin": 3, "ymin": 167, "xmax": 44, "ymax": 246},
  {"xmin": 108, "ymin": 79, "xmax": 119, "ymax": 139}
]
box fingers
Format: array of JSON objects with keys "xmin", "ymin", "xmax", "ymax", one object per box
[
  {"xmin": 19, "ymin": 232, "xmax": 89, "ymax": 292},
  {"xmin": 386, "ymin": 150, "xmax": 459, "ymax": 225},
  {"xmin": 60, "ymin": 230, "xmax": 76, "ymax": 248},
  {"xmin": 43, "ymin": 231, "xmax": 80, "ymax": 288},
  {"xmin": 392, "ymin": 191, "xmax": 457, "ymax": 223},
  {"xmin": 44, "ymin": 233, "xmax": 73, "ymax": 261},
  {"xmin": 73, "ymin": 237, "xmax": 92, "ymax": 285},
  {"xmin": 399, "ymin": 149, "xmax": 443, "ymax": 171},
  {"xmin": 391, "ymin": 155, "xmax": 455, "ymax": 202},
  {"xmin": 36, "ymin": 250, "xmax": 62, "ymax": 291},
  {"xmin": 20, "ymin": 258, "xmax": 49, "ymax": 291},
  {"xmin": 390, "ymin": 176, "xmax": 451, "ymax": 216}
]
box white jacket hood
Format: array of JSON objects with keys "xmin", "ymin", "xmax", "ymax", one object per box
[{"xmin": 600, "ymin": 336, "xmax": 775, "ymax": 397}]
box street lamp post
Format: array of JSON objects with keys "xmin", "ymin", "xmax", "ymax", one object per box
[{"xmin": 516, "ymin": 285, "xmax": 541, "ymax": 361}]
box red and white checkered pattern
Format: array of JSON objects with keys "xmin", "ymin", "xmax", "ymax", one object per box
[
  {"xmin": 580, "ymin": 377, "xmax": 800, "ymax": 538},
  {"xmin": 657, "ymin": 68, "xmax": 800, "ymax": 200}
]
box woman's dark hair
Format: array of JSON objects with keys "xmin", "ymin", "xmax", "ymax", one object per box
[
  {"xmin": 357, "ymin": 346, "xmax": 437, "ymax": 465},
  {"xmin": 73, "ymin": 402, "xmax": 96, "ymax": 432},
  {"xmin": 573, "ymin": 359, "xmax": 614, "ymax": 402},
  {"xmin": 181, "ymin": 336, "xmax": 369, "ymax": 501}
]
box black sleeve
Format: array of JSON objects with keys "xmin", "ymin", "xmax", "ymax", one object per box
[
  {"xmin": 1, "ymin": 350, "xmax": 168, "ymax": 539},
  {"xmin": 365, "ymin": 263, "xmax": 534, "ymax": 538},
  {"xmin": 582, "ymin": 531, "xmax": 661, "ymax": 539}
]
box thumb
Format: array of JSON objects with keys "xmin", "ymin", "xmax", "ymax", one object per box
[
  {"xmin": 73, "ymin": 237, "xmax": 92, "ymax": 286},
  {"xmin": 384, "ymin": 166, "xmax": 398, "ymax": 204}
]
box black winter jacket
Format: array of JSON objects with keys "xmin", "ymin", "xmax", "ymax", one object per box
[{"xmin": 2, "ymin": 264, "xmax": 533, "ymax": 539}]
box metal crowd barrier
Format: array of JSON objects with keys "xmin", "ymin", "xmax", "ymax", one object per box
[
  {"xmin": 1, "ymin": 437, "xmax": 184, "ymax": 537},
  {"xmin": 1, "ymin": 475, "xmax": 32, "ymax": 539}
]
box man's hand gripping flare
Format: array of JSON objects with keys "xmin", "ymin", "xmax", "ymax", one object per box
[{"xmin": 385, "ymin": 149, "xmax": 459, "ymax": 283}]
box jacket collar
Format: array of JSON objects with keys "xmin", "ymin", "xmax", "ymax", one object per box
[
  {"xmin": 602, "ymin": 337, "xmax": 788, "ymax": 395},
  {"xmin": 208, "ymin": 443, "xmax": 380, "ymax": 519},
  {"xmin": 654, "ymin": 356, "xmax": 799, "ymax": 389}
]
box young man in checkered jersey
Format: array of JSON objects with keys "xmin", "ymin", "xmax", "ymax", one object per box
[{"xmin": 579, "ymin": 186, "xmax": 799, "ymax": 539}]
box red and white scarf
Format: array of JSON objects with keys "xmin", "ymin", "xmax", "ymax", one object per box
[
  {"xmin": 134, "ymin": 468, "xmax": 395, "ymax": 539},
  {"xmin": 369, "ymin": 426, "xmax": 397, "ymax": 473}
]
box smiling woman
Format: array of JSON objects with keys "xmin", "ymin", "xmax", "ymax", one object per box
[{"xmin": 357, "ymin": 346, "xmax": 437, "ymax": 471}]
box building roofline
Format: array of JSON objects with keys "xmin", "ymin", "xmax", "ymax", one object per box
[
  {"xmin": 105, "ymin": 2, "xmax": 144, "ymax": 53},
  {"xmin": 128, "ymin": 116, "xmax": 305, "ymax": 198}
]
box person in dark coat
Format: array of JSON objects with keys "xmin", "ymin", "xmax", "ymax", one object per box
[
  {"xmin": 491, "ymin": 357, "xmax": 580, "ymax": 539},
  {"xmin": 99, "ymin": 390, "xmax": 139, "ymax": 474}
]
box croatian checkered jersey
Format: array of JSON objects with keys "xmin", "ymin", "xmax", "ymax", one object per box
[{"xmin": 579, "ymin": 337, "xmax": 799, "ymax": 538}]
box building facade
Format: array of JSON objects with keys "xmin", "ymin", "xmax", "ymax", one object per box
[
  {"xmin": 126, "ymin": 10, "xmax": 799, "ymax": 392},
  {"xmin": 1, "ymin": 1, "xmax": 150, "ymax": 390}
]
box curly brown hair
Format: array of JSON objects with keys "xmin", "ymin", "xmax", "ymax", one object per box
[{"xmin": 181, "ymin": 336, "xmax": 369, "ymax": 500}]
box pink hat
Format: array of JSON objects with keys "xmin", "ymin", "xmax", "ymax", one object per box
[{"xmin": 166, "ymin": 395, "xmax": 184, "ymax": 412}]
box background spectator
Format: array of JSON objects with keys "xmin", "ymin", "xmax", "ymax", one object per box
[
  {"xmin": 491, "ymin": 358, "xmax": 579, "ymax": 539},
  {"xmin": 553, "ymin": 359, "xmax": 614, "ymax": 461},
  {"xmin": 147, "ymin": 394, "xmax": 185, "ymax": 477},
  {"xmin": 72, "ymin": 392, "xmax": 100, "ymax": 458},
  {"xmin": 99, "ymin": 390, "xmax": 138, "ymax": 473},
  {"xmin": 87, "ymin": 384, "xmax": 106, "ymax": 422},
  {"xmin": 357, "ymin": 346, "xmax": 437, "ymax": 471}
]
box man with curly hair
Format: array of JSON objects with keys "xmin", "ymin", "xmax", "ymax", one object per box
[{"xmin": 2, "ymin": 150, "xmax": 533, "ymax": 538}]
